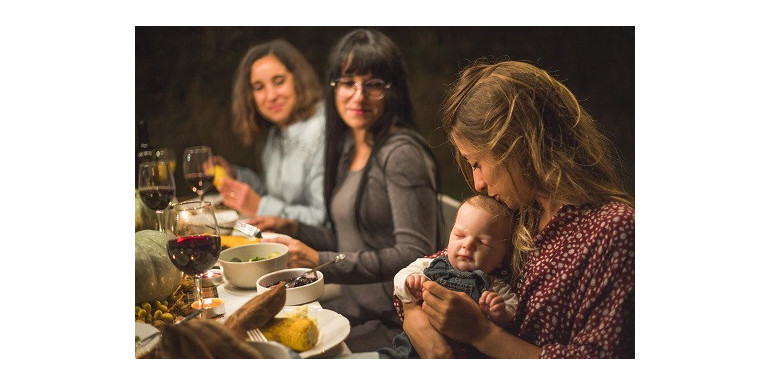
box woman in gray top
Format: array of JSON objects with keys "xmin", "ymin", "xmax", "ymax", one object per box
[
  {"xmin": 214, "ymin": 39, "xmax": 327, "ymax": 226},
  {"xmin": 251, "ymin": 29, "xmax": 440, "ymax": 352}
]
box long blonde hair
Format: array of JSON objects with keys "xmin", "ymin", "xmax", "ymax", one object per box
[{"xmin": 442, "ymin": 60, "xmax": 633, "ymax": 281}]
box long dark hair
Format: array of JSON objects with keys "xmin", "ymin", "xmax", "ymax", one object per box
[
  {"xmin": 231, "ymin": 39, "xmax": 322, "ymax": 146},
  {"xmin": 323, "ymin": 29, "xmax": 438, "ymax": 243}
]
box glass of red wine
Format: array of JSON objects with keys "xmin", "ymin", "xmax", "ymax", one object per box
[
  {"xmin": 137, "ymin": 161, "xmax": 176, "ymax": 231},
  {"xmin": 166, "ymin": 200, "xmax": 221, "ymax": 313},
  {"xmin": 182, "ymin": 146, "xmax": 215, "ymax": 202}
]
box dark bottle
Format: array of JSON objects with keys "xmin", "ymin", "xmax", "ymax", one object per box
[{"xmin": 136, "ymin": 120, "xmax": 156, "ymax": 187}]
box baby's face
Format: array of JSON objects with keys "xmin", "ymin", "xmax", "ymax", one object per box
[{"xmin": 446, "ymin": 203, "xmax": 509, "ymax": 274}]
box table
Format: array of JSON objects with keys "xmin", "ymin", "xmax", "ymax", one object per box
[
  {"xmin": 205, "ymin": 193, "xmax": 359, "ymax": 358},
  {"xmin": 215, "ymin": 280, "xmax": 352, "ymax": 358}
]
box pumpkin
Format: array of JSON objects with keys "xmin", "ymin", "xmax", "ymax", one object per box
[
  {"xmin": 135, "ymin": 189, "xmax": 158, "ymax": 232},
  {"xmin": 135, "ymin": 229, "xmax": 182, "ymax": 304}
]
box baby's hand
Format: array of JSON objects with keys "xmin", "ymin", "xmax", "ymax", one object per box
[
  {"xmin": 479, "ymin": 291, "xmax": 514, "ymax": 326},
  {"xmin": 405, "ymin": 274, "xmax": 429, "ymax": 300}
]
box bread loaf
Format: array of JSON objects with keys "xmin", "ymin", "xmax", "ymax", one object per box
[
  {"xmin": 223, "ymin": 284, "xmax": 286, "ymax": 339},
  {"xmin": 138, "ymin": 319, "xmax": 264, "ymax": 359}
]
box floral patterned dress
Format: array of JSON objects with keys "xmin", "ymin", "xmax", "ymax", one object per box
[{"xmin": 393, "ymin": 201, "xmax": 635, "ymax": 358}]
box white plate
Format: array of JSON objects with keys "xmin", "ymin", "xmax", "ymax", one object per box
[
  {"xmin": 260, "ymin": 232, "xmax": 291, "ymax": 240},
  {"xmin": 247, "ymin": 341, "xmax": 299, "ymax": 359},
  {"xmin": 204, "ymin": 193, "xmax": 223, "ymax": 206},
  {"xmin": 275, "ymin": 307, "xmax": 350, "ymax": 358},
  {"xmin": 215, "ymin": 209, "xmax": 239, "ymax": 223},
  {"xmin": 135, "ymin": 322, "xmax": 160, "ymax": 356}
]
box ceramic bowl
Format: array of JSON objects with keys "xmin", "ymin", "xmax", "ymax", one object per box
[
  {"xmin": 218, "ymin": 243, "xmax": 289, "ymax": 289},
  {"xmin": 256, "ymin": 268, "xmax": 324, "ymax": 305}
]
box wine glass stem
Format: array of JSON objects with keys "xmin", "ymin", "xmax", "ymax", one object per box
[
  {"xmin": 155, "ymin": 210, "xmax": 164, "ymax": 232},
  {"xmin": 194, "ymin": 274, "xmax": 204, "ymax": 313}
]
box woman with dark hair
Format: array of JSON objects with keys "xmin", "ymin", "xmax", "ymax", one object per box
[
  {"xmin": 214, "ymin": 39, "xmax": 327, "ymax": 226},
  {"xmin": 250, "ymin": 29, "xmax": 439, "ymax": 352}
]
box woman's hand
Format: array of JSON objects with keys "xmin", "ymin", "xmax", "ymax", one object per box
[
  {"xmin": 247, "ymin": 216, "xmax": 299, "ymax": 237},
  {"xmin": 402, "ymin": 302, "xmax": 453, "ymax": 358},
  {"xmin": 422, "ymin": 281, "xmax": 542, "ymax": 358},
  {"xmin": 219, "ymin": 178, "xmax": 261, "ymax": 217},
  {"xmin": 265, "ymin": 237, "xmax": 319, "ymax": 269},
  {"xmin": 420, "ymin": 280, "xmax": 492, "ymax": 344}
]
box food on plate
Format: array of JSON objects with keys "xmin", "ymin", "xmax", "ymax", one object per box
[
  {"xmin": 212, "ymin": 165, "xmax": 231, "ymax": 189},
  {"xmin": 267, "ymin": 274, "xmax": 318, "ymax": 288},
  {"xmin": 261, "ymin": 305, "xmax": 319, "ymax": 352},
  {"xmin": 229, "ymin": 251, "xmax": 283, "ymax": 262},
  {"xmin": 135, "ymin": 230, "xmax": 183, "ymax": 304},
  {"xmin": 224, "ymin": 284, "xmax": 287, "ymax": 339},
  {"xmin": 221, "ymin": 234, "xmax": 261, "ymax": 250},
  {"xmin": 138, "ymin": 319, "xmax": 264, "ymax": 359}
]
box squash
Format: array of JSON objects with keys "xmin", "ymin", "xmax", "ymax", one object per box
[
  {"xmin": 135, "ymin": 229, "xmax": 182, "ymax": 304},
  {"xmin": 135, "ymin": 189, "xmax": 158, "ymax": 232}
]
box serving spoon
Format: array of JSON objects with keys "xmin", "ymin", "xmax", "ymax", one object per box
[{"xmin": 285, "ymin": 254, "xmax": 346, "ymax": 288}]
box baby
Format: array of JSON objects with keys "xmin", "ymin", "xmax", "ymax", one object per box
[{"xmin": 388, "ymin": 194, "xmax": 516, "ymax": 358}]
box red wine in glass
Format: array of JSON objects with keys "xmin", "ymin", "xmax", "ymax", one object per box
[
  {"xmin": 138, "ymin": 186, "xmax": 175, "ymax": 211},
  {"xmin": 167, "ymin": 200, "xmax": 221, "ymax": 316},
  {"xmin": 137, "ymin": 161, "xmax": 176, "ymax": 231},
  {"xmin": 167, "ymin": 235, "xmax": 221, "ymax": 276}
]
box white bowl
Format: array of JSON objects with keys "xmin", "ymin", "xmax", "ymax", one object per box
[
  {"xmin": 218, "ymin": 243, "xmax": 289, "ymax": 289},
  {"xmin": 214, "ymin": 210, "xmax": 239, "ymax": 235},
  {"xmin": 256, "ymin": 268, "xmax": 324, "ymax": 305}
]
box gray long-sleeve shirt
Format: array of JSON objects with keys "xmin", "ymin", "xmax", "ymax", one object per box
[{"xmin": 297, "ymin": 131, "xmax": 438, "ymax": 328}]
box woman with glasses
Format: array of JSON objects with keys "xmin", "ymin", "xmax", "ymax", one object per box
[
  {"xmin": 213, "ymin": 39, "xmax": 327, "ymax": 226},
  {"xmin": 250, "ymin": 29, "xmax": 439, "ymax": 352}
]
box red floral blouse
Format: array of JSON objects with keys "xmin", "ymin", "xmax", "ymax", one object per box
[{"xmin": 393, "ymin": 201, "xmax": 635, "ymax": 358}]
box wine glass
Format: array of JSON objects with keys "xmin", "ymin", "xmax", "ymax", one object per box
[
  {"xmin": 155, "ymin": 147, "xmax": 177, "ymax": 173},
  {"xmin": 137, "ymin": 161, "xmax": 176, "ymax": 231},
  {"xmin": 183, "ymin": 146, "xmax": 215, "ymax": 201},
  {"xmin": 166, "ymin": 200, "xmax": 221, "ymax": 313}
]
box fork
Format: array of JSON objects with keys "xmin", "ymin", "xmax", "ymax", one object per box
[
  {"xmin": 234, "ymin": 222, "xmax": 263, "ymax": 239},
  {"xmin": 135, "ymin": 309, "xmax": 204, "ymax": 351},
  {"xmin": 247, "ymin": 328, "xmax": 268, "ymax": 343}
]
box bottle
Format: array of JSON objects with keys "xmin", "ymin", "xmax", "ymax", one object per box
[{"xmin": 136, "ymin": 120, "xmax": 156, "ymax": 187}]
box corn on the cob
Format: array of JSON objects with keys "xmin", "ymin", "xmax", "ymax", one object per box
[
  {"xmin": 221, "ymin": 235, "xmax": 260, "ymax": 249},
  {"xmin": 212, "ymin": 165, "xmax": 230, "ymax": 189},
  {"xmin": 262, "ymin": 317, "xmax": 319, "ymax": 352}
]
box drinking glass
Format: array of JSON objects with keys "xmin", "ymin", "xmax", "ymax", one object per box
[
  {"xmin": 183, "ymin": 146, "xmax": 214, "ymax": 201},
  {"xmin": 137, "ymin": 161, "xmax": 176, "ymax": 231},
  {"xmin": 155, "ymin": 147, "xmax": 177, "ymax": 173},
  {"xmin": 166, "ymin": 200, "xmax": 221, "ymax": 313}
]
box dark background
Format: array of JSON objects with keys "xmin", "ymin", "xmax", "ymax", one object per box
[{"xmin": 136, "ymin": 26, "xmax": 634, "ymax": 201}]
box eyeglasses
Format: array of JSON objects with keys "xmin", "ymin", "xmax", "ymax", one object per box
[{"xmin": 330, "ymin": 78, "xmax": 391, "ymax": 100}]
